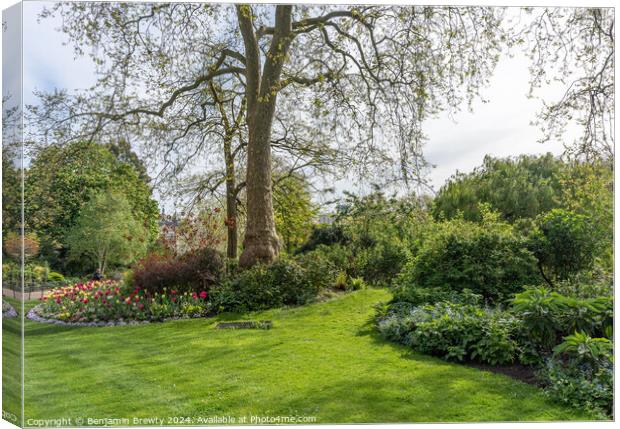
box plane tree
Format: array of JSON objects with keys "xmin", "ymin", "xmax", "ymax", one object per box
[{"xmin": 31, "ymin": 3, "xmax": 507, "ymax": 266}]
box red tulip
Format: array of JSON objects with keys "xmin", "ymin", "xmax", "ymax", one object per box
[{"xmin": 199, "ymin": 291, "xmax": 207, "ymax": 299}]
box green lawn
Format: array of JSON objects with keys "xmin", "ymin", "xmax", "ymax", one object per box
[{"xmin": 4, "ymin": 289, "xmax": 595, "ymax": 425}]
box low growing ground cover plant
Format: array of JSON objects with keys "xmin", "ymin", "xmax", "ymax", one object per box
[
  {"xmin": 377, "ymin": 301, "xmax": 519, "ymax": 365},
  {"xmin": 38, "ymin": 280, "xmax": 210, "ymax": 322},
  {"xmin": 541, "ymin": 332, "xmax": 613, "ymax": 418}
]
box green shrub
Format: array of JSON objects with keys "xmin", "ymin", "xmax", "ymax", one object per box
[
  {"xmin": 394, "ymin": 216, "xmax": 539, "ymax": 303},
  {"xmin": 531, "ymin": 209, "xmax": 600, "ymax": 282},
  {"xmin": 353, "ymin": 239, "xmax": 409, "ymax": 285},
  {"xmin": 542, "ymin": 332, "xmax": 613, "ymax": 418},
  {"xmin": 349, "ymin": 277, "xmax": 367, "ymax": 291},
  {"xmin": 294, "ymin": 249, "xmax": 338, "ymax": 290},
  {"xmin": 511, "ymin": 287, "xmax": 612, "ymax": 356},
  {"xmin": 47, "ymin": 271, "xmax": 65, "ymax": 282},
  {"xmin": 210, "ymin": 259, "xmax": 318, "ymax": 313},
  {"xmin": 392, "ymin": 285, "xmax": 482, "ymax": 307},
  {"xmin": 297, "ymin": 224, "xmax": 350, "ymax": 253},
  {"xmin": 378, "ymin": 302, "xmax": 519, "ymax": 365},
  {"xmin": 542, "ymin": 357, "xmax": 613, "ymax": 418},
  {"xmin": 553, "ymin": 332, "xmax": 613, "ymax": 365},
  {"xmin": 334, "ymin": 271, "xmax": 348, "ymax": 291}
]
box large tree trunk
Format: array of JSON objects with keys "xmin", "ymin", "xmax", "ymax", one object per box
[
  {"xmin": 237, "ymin": 5, "xmax": 292, "ymax": 267},
  {"xmin": 224, "ymin": 136, "xmax": 238, "ymax": 259}
]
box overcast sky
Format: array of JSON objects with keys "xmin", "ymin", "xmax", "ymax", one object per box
[{"xmin": 4, "ymin": 1, "xmax": 580, "ymax": 206}]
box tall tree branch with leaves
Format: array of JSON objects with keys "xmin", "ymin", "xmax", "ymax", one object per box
[
  {"xmin": 31, "ymin": 3, "xmax": 507, "ymax": 266},
  {"xmin": 520, "ymin": 7, "xmax": 614, "ymax": 161}
]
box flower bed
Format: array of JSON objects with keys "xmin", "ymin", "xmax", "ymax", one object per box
[
  {"xmin": 34, "ymin": 280, "xmax": 210, "ymax": 325},
  {"xmin": 2, "ymin": 301, "xmax": 18, "ymax": 318}
]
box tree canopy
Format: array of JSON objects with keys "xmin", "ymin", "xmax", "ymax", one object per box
[
  {"xmin": 25, "ymin": 141, "xmax": 159, "ymax": 250},
  {"xmin": 66, "ymin": 191, "xmax": 149, "ymax": 274},
  {"xmin": 32, "ymin": 3, "xmax": 508, "ymax": 266},
  {"xmin": 432, "ymin": 153, "xmax": 565, "ymax": 222}
]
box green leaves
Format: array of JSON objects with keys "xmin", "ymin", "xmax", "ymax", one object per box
[
  {"xmin": 65, "ymin": 191, "xmax": 148, "ymax": 273},
  {"xmin": 553, "ymin": 332, "xmax": 612, "ymax": 365}
]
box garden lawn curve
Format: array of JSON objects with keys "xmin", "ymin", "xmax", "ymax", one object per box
[{"xmin": 9, "ymin": 289, "xmax": 593, "ymax": 424}]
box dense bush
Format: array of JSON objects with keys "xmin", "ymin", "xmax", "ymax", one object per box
[
  {"xmin": 353, "ymin": 239, "xmax": 409, "ymax": 285},
  {"xmin": 293, "ymin": 249, "xmax": 338, "ymax": 290},
  {"xmin": 394, "ymin": 215, "xmax": 539, "ymax": 303},
  {"xmin": 210, "ymin": 259, "xmax": 319, "ymax": 313},
  {"xmin": 391, "ymin": 285, "xmax": 482, "ymax": 307},
  {"xmin": 542, "ymin": 332, "xmax": 613, "ymax": 418},
  {"xmin": 377, "ymin": 302, "xmax": 519, "ymax": 365},
  {"xmin": 297, "ymin": 224, "xmax": 350, "ymax": 253},
  {"xmin": 530, "ymin": 209, "xmax": 600, "ymax": 282},
  {"xmin": 132, "ymin": 247, "xmax": 224, "ymax": 294},
  {"xmin": 511, "ymin": 287, "xmax": 612, "ymax": 354}
]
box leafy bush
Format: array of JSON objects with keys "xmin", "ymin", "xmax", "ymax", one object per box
[
  {"xmin": 391, "ymin": 285, "xmax": 482, "ymax": 307},
  {"xmin": 132, "ymin": 247, "xmax": 224, "ymax": 294},
  {"xmin": 378, "ymin": 302, "xmax": 519, "ymax": 365},
  {"xmin": 511, "ymin": 287, "xmax": 613, "ymax": 364},
  {"xmin": 349, "ymin": 277, "xmax": 367, "ymax": 291},
  {"xmin": 353, "ymin": 239, "xmax": 409, "ymax": 285},
  {"xmin": 553, "ymin": 332, "xmax": 613, "ymax": 365},
  {"xmin": 294, "ymin": 249, "xmax": 338, "ymax": 290},
  {"xmin": 530, "ymin": 209, "xmax": 600, "ymax": 282},
  {"xmin": 541, "ymin": 332, "xmax": 613, "ymax": 418},
  {"xmin": 394, "ymin": 216, "xmax": 539, "ymax": 303},
  {"xmin": 210, "ymin": 259, "xmax": 318, "ymax": 313},
  {"xmin": 334, "ymin": 271, "xmax": 348, "ymax": 291},
  {"xmin": 297, "ymin": 224, "xmax": 350, "ymax": 253},
  {"xmin": 512, "ymin": 287, "xmax": 612, "ymax": 354},
  {"xmin": 542, "ymin": 357, "xmax": 613, "ymax": 418},
  {"xmin": 47, "ymin": 271, "xmax": 65, "ymax": 282}
]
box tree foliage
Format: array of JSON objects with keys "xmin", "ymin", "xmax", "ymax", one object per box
[
  {"xmin": 273, "ymin": 174, "xmax": 317, "ymax": 253},
  {"xmin": 521, "ymin": 7, "xmax": 614, "ymax": 160},
  {"xmin": 25, "ymin": 141, "xmax": 159, "ymax": 250},
  {"xmin": 530, "ymin": 209, "xmax": 600, "ymax": 283},
  {"xmin": 32, "ymin": 3, "xmax": 508, "ymax": 266},
  {"xmin": 432, "ymin": 153, "xmax": 565, "ymax": 222},
  {"xmin": 65, "ymin": 191, "xmax": 148, "ymax": 274}
]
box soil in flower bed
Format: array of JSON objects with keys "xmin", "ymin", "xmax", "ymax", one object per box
[
  {"xmin": 216, "ymin": 320, "xmax": 273, "ymax": 329},
  {"xmin": 465, "ymin": 361, "xmax": 540, "ymax": 386}
]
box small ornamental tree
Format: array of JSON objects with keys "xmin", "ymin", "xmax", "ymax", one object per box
[
  {"xmin": 273, "ymin": 174, "xmax": 318, "ymax": 254},
  {"xmin": 65, "ymin": 191, "xmax": 148, "ymax": 274},
  {"xmin": 3, "ymin": 232, "xmax": 40, "ymax": 260}
]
